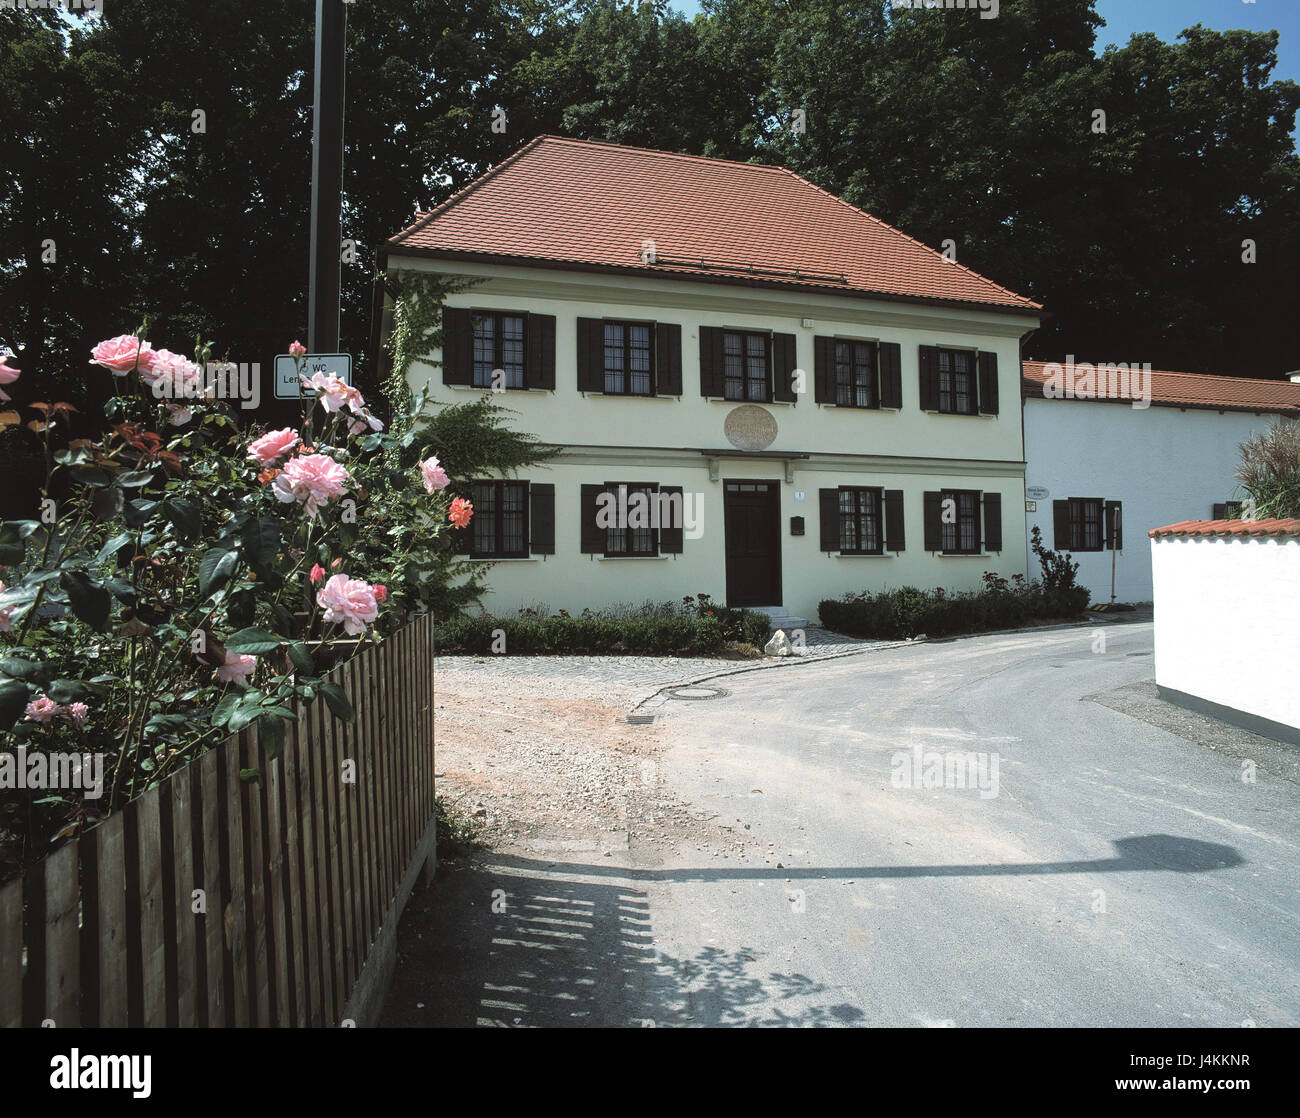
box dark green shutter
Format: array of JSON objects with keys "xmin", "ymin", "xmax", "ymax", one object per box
[
  {"xmin": 983, "ymin": 492, "xmax": 1002, "ymax": 551},
  {"xmin": 919, "ymin": 345, "xmax": 939, "ymax": 411},
  {"xmin": 699, "ymin": 326, "xmax": 725, "ymax": 396},
  {"xmin": 1053, "ymin": 500, "xmax": 1071, "ymax": 550},
  {"xmin": 884, "ymin": 489, "xmax": 905, "ymax": 551},
  {"xmin": 525, "ymin": 313, "xmax": 555, "ymax": 389},
  {"xmin": 814, "ymin": 337, "xmax": 834, "ymax": 403},
  {"xmin": 529, "ymin": 483, "xmax": 554, "ymax": 555},
  {"xmin": 580, "ymin": 485, "xmax": 605, "ymax": 553},
  {"xmin": 923, "ymin": 491, "xmax": 943, "ymax": 551},
  {"xmin": 819, "ymin": 489, "xmax": 840, "ymax": 552},
  {"xmin": 660, "ymin": 485, "xmax": 684, "ymax": 553},
  {"xmin": 772, "ymin": 332, "xmax": 797, "ymax": 402},
  {"xmin": 1105, "ymin": 500, "xmax": 1122, "ymax": 550},
  {"xmin": 656, "ymin": 323, "xmax": 682, "ymax": 395},
  {"xmin": 577, "ymin": 318, "xmax": 604, "ymax": 392},
  {"xmin": 978, "ymin": 351, "xmax": 999, "ymax": 415},
  {"xmin": 1212, "ymin": 502, "xmax": 1227, "ymax": 520},
  {"xmin": 442, "ymin": 306, "xmax": 473, "ymax": 385},
  {"xmin": 879, "ymin": 342, "xmax": 902, "ymax": 409}
]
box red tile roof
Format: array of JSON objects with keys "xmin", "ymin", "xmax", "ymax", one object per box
[
  {"xmin": 1149, "ymin": 518, "xmax": 1300, "ymax": 538},
  {"xmin": 387, "ymin": 135, "xmax": 1041, "ymax": 314},
  {"xmin": 1023, "ymin": 360, "xmax": 1300, "ymax": 417}
]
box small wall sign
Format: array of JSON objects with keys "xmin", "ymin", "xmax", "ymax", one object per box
[
  {"xmin": 1026, "ymin": 500, "xmax": 1037, "ymax": 513},
  {"xmin": 274, "ymin": 353, "xmax": 352, "ymax": 399},
  {"xmin": 793, "ymin": 490, "xmax": 806, "ymax": 502},
  {"xmin": 1026, "ymin": 485, "xmax": 1050, "ymax": 500}
]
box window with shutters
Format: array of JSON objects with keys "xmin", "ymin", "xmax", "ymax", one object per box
[
  {"xmin": 835, "ymin": 341, "xmax": 877, "ymax": 408},
  {"xmin": 472, "ymin": 313, "xmax": 525, "ymax": 389},
  {"xmin": 723, "ymin": 331, "xmax": 770, "ymax": 402},
  {"xmin": 936, "ymin": 348, "xmax": 976, "ymax": 415},
  {"xmin": 940, "ymin": 489, "xmax": 980, "ymax": 553},
  {"xmin": 603, "ymin": 321, "xmax": 654, "ymax": 396},
  {"xmin": 470, "ymin": 480, "xmax": 529, "ymax": 558},
  {"xmin": 1066, "ymin": 498, "xmax": 1104, "ymax": 551},
  {"xmin": 839, "ymin": 487, "xmax": 883, "ymax": 553}
]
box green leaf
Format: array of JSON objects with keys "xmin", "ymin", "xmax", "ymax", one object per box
[
  {"xmin": 239, "ymin": 768, "xmax": 263, "ymax": 785},
  {"xmin": 228, "ymin": 703, "xmax": 262, "ymax": 733},
  {"xmin": 198, "ymin": 546, "xmax": 239, "ymax": 597},
  {"xmin": 59, "ymin": 569, "xmax": 112, "ymax": 631},
  {"xmin": 0, "ymin": 520, "xmax": 40, "ymax": 565},
  {"xmin": 102, "ymin": 577, "xmax": 136, "ymax": 606},
  {"xmin": 69, "ymin": 464, "xmax": 115, "ymax": 488},
  {"xmin": 122, "ymin": 497, "xmax": 161, "ymax": 527},
  {"xmin": 0, "ymin": 678, "xmax": 31, "ymax": 728},
  {"xmin": 115, "ymin": 469, "xmax": 155, "ymax": 488},
  {"xmin": 0, "ymin": 658, "xmax": 52, "ymax": 685},
  {"xmin": 225, "ymin": 627, "xmax": 285, "ymax": 655},
  {"xmin": 257, "ymin": 712, "xmax": 286, "ymax": 761},
  {"xmin": 0, "ymin": 584, "xmax": 39, "ymax": 612},
  {"xmin": 94, "ymin": 532, "xmax": 134, "ymax": 566},
  {"xmin": 164, "ymin": 498, "xmax": 202, "ymax": 539},
  {"xmin": 318, "ymin": 680, "xmax": 355, "ymax": 724},
  {"xmin": 48, "ymin": 679, "xmax": 90, "ymax": 705},
  {"xmin": 287, "ymin": 642, "xmax": 315, "ymax": 675},
  {"xmin": 212, "ymin": 692, "xmax": 242, "ymax": 728}
]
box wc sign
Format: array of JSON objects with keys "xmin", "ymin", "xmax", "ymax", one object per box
[{"xmin": 274, "ymin": 353, "xmax": 352, "ymax": 399}]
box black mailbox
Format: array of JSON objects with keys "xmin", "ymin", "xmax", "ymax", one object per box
[{"xmin": 790, "ymin": 516, "xmax": 805, "ymax": 536}]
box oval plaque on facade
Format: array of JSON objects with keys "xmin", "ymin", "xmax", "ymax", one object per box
[
  {"xmin": 1026, "ymin": 485, "xmax": 1050, "ymax": 500},
  {"xmin": 723, "ymin": 405, "xmax": 778, "ymax": 451}
]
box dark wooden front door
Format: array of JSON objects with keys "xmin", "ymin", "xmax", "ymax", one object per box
[{"xmin": 724, "ymin": 480, "xmax": 781, "ymax": 607}]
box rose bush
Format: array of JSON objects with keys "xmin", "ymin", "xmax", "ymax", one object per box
[{"xmin": 0, "ymin": 328, "xmax": 471, "ymax": 877}]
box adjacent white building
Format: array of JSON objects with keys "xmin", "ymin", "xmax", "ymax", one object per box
[
  {"xmin": 381, "ymin": 136, "xmax": 1043, "ymax": 624},
  {"xmin": 1022, "ymin": 361, "xmax": 1300, "ymax": 603}
]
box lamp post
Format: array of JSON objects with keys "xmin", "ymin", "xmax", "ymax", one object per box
[{"xmin": 308, "ymin": 0, "xmax": 347, "ymax": 354}]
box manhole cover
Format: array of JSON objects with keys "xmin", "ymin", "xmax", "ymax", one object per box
[{"xmin": 666, "ymin": 685, "xmax": 729, "ymax": 700}]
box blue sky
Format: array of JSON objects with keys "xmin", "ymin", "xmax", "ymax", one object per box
[{"xmin": 669, "ymin": 0, "xmax": 1300, "ymax": 83}]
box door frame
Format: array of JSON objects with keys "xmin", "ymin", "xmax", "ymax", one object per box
[{"xmin": 722, "ymin": 478, "xmax": 782, "ymax": 608}]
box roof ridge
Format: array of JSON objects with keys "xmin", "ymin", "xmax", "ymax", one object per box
[
  {"xmin": 526, "ymin": 133, "xmax": 792, "ymax": 175},
  {"xmin": 1024, "ymin": 360, "xmax": 1299, "ymax": 388},
  {"xmin": 775, "ymin": 165, "xmax": 1040, "ymax": 309}
]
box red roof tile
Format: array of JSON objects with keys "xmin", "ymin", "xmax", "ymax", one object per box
[
  {"xmin": 1149, "ymin": 518, "xmax": 1300, "ymax": 538},
  {"xmin": 1023, "ymin": 360, "xmax": 1300, "ymax": 417},
  {"xmin": 387, "ymin": 135, "xmax": 1041, "ymax": 314}
]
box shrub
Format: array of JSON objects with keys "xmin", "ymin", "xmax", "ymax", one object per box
[{"xmin": 1236, "ymin": 420, "xmax": 1300, "ymax": 519}]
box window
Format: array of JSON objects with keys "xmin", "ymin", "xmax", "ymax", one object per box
[
  {"xmin": 839, "ymin": 487, "xmax": 882, "ymax": 553},
  {"xmin": 723, "ymin": 331, "xmax": 770, "ymax": 402},
  {"xmin": 603, "ymin": 322, "xmax": 654, "ymax": 396},
  {"xmin": 470, "ymin": 480, "xmax": 529, "ymax": 558},
  {"xmin": 472, "ymin": 313, "xmax": 524, "ymax": 389},
  {"xmin": 1068, "ymin": 498, "xmax": 1103, "ymax": 552},
  {"xmin": 602, "ymin": 484, "xmax": 658, "ymax": 556},
  {"xmin": 835, "ymin": 341, "xmax": 877, "ymax": 408},
  {"xmin": 937, "ymin": 349, "xmax": 975, "ymax": 415},
  {"xmin": 941, "ymin": 490, "xmax": 980, "ymax": 553}
]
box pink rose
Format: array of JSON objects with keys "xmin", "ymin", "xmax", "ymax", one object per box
[
  {"xmin": 419, "ymin": 455, "xmax": 450, "ymax": 493},
  {"xmin": 316, "ymin": 574, "xmax": 379, "ymax": 636},
  {"xmin": 214, "ymin": 650, "xmax": 257, "ymax": 685},
  {"xmin": 163, "ymin": 401, "xmax": 193, "ymax": 426},
  {"xmin": 346, "ymin": 408, "xmax": 384, "ymax": 437},
  {"xmin": 373, "ymin": 584, "xmax": 387, "ymax": 603},
  {"xmin": 24, "ymin": 695, "xmax": 62, "ymax": 724},
  {"xmin": 90, "ymin": 334, "xmax": 152, "ymax": 376},
  {"xmin": 65, "ymin": 702, "xmax": 90, "ymax": 729},
  {"xmin": 247, "ymin": 427, "xmax": 300, "ymax": 466},
  {"xmin": 300, "ymin": 371, "xmax": 363, "ymax": 414},
  {"xmin": 289, "ymin": 340, "xmax": 307, "ymax": 359},
  {"xmin": 309, "ymin": 564, "xmax": 325, "ymax": 584},
  {"xmin": 271, "ymin": 453, "xmax": 350, "ymax": 518},
  {"xmin": 0, "ymin": 355, "xmax": 19, "ymax": 404}
]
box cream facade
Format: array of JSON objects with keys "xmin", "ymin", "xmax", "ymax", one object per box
[{"xmin": 395, "ymin": 258, "xmax": 1039, "ymax": 624}]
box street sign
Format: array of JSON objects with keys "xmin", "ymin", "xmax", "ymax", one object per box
[
  {"xmin": 1026, "ymin": 500, "xmax": 1037, "ymax": 513},
  {"xmin": 274, "ymin": 353, "xmax": 352, "ymax": 399},
  {"xmin": 1026, "ymin": 485, "xmax": 1050, "ymax": 500}
]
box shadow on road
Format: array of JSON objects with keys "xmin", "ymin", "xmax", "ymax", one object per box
[{"xmin": 379, "ymin": 834, "xmax": 1239, "ymax": 1027}]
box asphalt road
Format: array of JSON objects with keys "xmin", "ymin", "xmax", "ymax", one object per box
[{"xmin": 382, "ymin": 622, "xmax": 1300, "ymax": 1027}]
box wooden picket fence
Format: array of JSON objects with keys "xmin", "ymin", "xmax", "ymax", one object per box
[{"xmin": 0, "ymin": 612, "xmax": 435, "ymax": 1027}]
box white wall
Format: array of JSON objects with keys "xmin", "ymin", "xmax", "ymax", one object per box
[
  {"xmin": 1151, "ymin": 535, "xmax": 1300, "ymax": 734},
  {"xmin": 1023, "ymin": 397, "xmax": 1287, "ymax": 602}
]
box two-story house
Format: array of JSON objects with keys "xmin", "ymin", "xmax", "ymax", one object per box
[{"xmin": 379, "ymin": 136, "xmax": 1043, "ymax": 626}]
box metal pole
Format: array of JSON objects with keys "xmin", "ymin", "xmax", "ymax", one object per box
[{"xmin": 308, "ymin": 0, "xmax": 346, "ymax": 354}]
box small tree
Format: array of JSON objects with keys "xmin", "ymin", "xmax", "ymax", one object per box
[{"xmin": 1236, "ymin": 420, "xmax": 1300, "ymax": 519}]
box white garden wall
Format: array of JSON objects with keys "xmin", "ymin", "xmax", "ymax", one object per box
[{"xmin": 1151, "ymin": 526, "xmax": 1300, "ymax": 740}]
